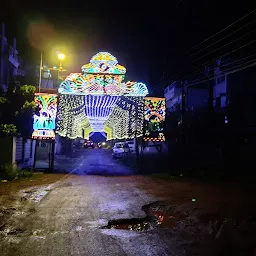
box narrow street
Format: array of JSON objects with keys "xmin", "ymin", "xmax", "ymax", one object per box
[
  {"xmin": 71, "ymin": 149, "xmax": 135, "ymax": 176},
  {"xmin": 0, "ymin": 174, "xmax": 181, "ymax": 255},
  {"xmin": 0, "ymin": 149, "xmax": 255, "ymax": 255}
]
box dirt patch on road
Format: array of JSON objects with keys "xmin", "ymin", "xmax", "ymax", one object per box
[
  {"xmin": 137, "ymin": 177, "xmax": 256, "ymax": 218},
  {"xmin": 136, "ymin": 177, "xmax": 256, "ymax": 255},
  {"xmin": 0, "ymin": 173, "xmax": 67, "ymax": 196},
  {"xmin": 0, "ymin": 173, "xmax": 67, "ymax": 237}
]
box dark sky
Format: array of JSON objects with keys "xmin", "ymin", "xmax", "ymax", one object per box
[{"xmin": 1, "ymin": 0, "xmax": 256, "ymax": 96}]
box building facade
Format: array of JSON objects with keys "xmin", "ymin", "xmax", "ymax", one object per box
[
  {"xmin": 213, "ymin": 59, "xmax": 228, "ymax": 111},
  {"xmin": 0, "ymin": 23, "xmax": 25, "ymax": 91},
  {"xmin": 164, "ymin": 80, "xmax": 208, "ymax": 113}
]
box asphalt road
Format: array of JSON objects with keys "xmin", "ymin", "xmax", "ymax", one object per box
[
  {"xmin": 72, "ymin": 149, "xmax": 136, "ymax": 176},
  {"xmin": 0, "ymin": 150, "xmax": 181, "ymax": 256},
  {"xmin": 1, "ymin": 150, "xmax": 255, "ymax": 255}
]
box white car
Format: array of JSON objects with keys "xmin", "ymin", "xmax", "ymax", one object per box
[
  {"xmin": 112, "ymin": 142, "xmax": 130, "ymax": 158},
  {"xmin": 126, "ymin": 140, "xmax": 136, "ymax": 152}
]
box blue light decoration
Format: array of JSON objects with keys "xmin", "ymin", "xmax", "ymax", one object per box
[
  {"xmin": 56, "ymin": 52, "xmax": 148, "ymax": 140},
  {"xmin": 84, "ymin": 95, "xmax": 119, "ymax": 132},
  {"xmin": 32, "ymin": 93, "xmax": 57, "ymax": 139},
  {"xmin": 143, "ymin": 97, "xmax": 166, "ymax": 142}
]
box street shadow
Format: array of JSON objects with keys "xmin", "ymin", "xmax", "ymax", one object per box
[{"xmin": 117, "ymin": 152, "xmax": 170, "ymax": 175}]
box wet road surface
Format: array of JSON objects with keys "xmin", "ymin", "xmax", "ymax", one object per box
[
  {"xmin": 0, "ymin": 150, "xmax": 182, "ymax": 255},
  {"xmin": 72, "ymin": 149, "xmax": 136, "ymax": 176},
  {"xmin": 1, "ymin": 150, "xmax": 256, "ymax": 255}
]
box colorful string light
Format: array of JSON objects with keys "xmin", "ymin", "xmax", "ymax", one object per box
[
  {"xmin": 143, "ymin": 97, "xmax": 166, "ymax": 141},
  {"xmin": 55, "ymin": 52, "xmax": 153, "ymax": 141},
  {"xmin": 32, "ymin": 93, "xmax": 57, "ymax": 140},
  {"xmin": 58, "ymin": 52, "xmax": 148, "ymax": 96}
]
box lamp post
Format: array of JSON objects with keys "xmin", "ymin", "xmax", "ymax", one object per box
[
  {"xmin": 38, "ymin": 50, "xmax": 43, "ymax": 93},
  {"xmin": 57, "ymin": 52, "xmax": 65, "ymax": 81},
  {"xmin": 39, "ymin": 51, "xmax": 65, "ymax": 92}
]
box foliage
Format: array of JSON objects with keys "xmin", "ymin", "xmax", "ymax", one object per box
[
  {"xmin": 20, "ymin": 100, "xmax": 36, "ymax": 112},
  {"xmin": 0, "ymin": 97, "xmax": 7, "ymax": 104},
  {"xmin": 0, "ymin": 81, "xmax": 36, "ymax": 138},
  {"xmin": 19, "ymin": 85, "xmax": 36, "ymax": 96},
  {"xmin": 17, "ymin": 169, "xmax": 33, "ymax": 178},
  {"xmin": 0, "ymin": 163, "xmax": 19, "ymax": 181},
  {"xmin": 0, "ymin": 162, "xmax": 33, "ymax": 181},
  {"xmin": 0, "ymin": 124, "xmax": 17, "ymax": 135}
]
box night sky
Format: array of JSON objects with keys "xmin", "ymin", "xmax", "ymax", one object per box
[{"xmin": 2, "ymin": 0, "xmax": 256, "ymax": 96}]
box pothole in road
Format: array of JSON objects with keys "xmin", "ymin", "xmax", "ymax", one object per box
[
  {"xmin": 0, "ymin": 225, "xmax": 26, "ymax": 237},
  {"xmin": 102, "ymin": 201, "xmax": 186, "ymax": 232}
]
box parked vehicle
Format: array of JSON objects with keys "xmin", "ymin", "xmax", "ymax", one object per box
[
  {"xmin": 98, "ymin": 141, "xmax": 107, "ymax": 148},
  {"xmin": 126, "ymin": 140, "xmax": 136, "ymax": 152},
  {"xmin": 112, "ymin": 142, "xmax": 130, "ymax": 158},
  {"xmin": 84, "ymin": 140, "xmax": 95, "ymax": 148}
]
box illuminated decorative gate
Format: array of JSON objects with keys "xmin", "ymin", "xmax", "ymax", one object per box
[
  {"xmin": 143, "ymin": 97, "xmax": 166, "ymax": 142},
  {"xmin": 32, "ymin": 93, "xmax": 57, "ymax": 139},
  {"xmin": 56, "ymin": 52, "xmax": 148, "ymax": 141}
]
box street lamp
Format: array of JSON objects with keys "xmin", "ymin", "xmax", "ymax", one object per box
[
  {"xmin": 57, "ymin": 53, "xmax": 65, "ymax": 60},
  {"xmin": 57, "ymin": 52, "xmax": 65, "ymax": 81},
  {"xmin": 38, "ymin": 50, "xmax": 43, "ymax": 93},
  {"xmin": 38, "ymin": 51, "xmax": 66, "ymax": 92},
  {"xmin": 57, "ymin": 53, "xmax": 65, "ymax": 68}
]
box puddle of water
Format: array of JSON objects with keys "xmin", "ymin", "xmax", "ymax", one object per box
[
  {"xmin": 147, "ymin": 208, "xmax": 185, "ymax": 228},
  {"xmin": 103, "ymin": 201, "xmax": 186, "ymax": 232},
  {"xmin": 103, "ymin": 217, "xmax": 151, "ymax": 232}
]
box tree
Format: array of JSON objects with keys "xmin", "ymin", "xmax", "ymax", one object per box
[{"xmin": 0, "ymin": 81, "xmax": 36, "ymax": 138}]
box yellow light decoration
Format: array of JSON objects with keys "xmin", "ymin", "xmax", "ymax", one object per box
[
  {"xmin": 103, "ymin": 96, "xmax": 144, "ymax": 141},
  {"xmin": 56, "ymin": 52, "xmax": 147, "ymax": 141},
  {"xmin": 56, "ymin": 95, "xmax": 144, "ymax": 141},
  {"xmin": 103, "ymin": 125, "xmax": 113, "ymax": 141}
]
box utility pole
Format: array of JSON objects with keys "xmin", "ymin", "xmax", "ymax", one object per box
[
  {"xmin": 181, "ymin": 81, "xmax": 186, "ymax": 145},
  {"xmin": 208, "ymin": 69, "xmax": 214, "ymax": 113},
  {"xmin": 39, "ymin": 50, "xmax": 43, "ymax": 93},
  {"xmin": 135, "ymin": 102, "xmax": 141, "ymax": 172}
]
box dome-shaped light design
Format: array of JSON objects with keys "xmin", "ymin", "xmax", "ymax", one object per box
[{"xmin": 58, "ymin": 52, "xmax": 149, "ymax": 96}]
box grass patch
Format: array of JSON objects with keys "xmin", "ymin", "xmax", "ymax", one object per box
[{"xmin": 149, "ymin": 173, "xmax": 179, "ymax": 180}]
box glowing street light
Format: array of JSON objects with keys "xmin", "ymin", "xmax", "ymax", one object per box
[
  {"xmin": 57, "ymin": 52, "xmax": 66, "ymax": 81},
  {"xmin": 38, "ymin": 51, "xmax": 67, "ymax": 92},
  {"xmin": 57, "ymin": 53, "xmax": 65, "ymax": 60}
]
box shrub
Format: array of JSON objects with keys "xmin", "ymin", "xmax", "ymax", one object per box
[
  {"xmin": 18, "ymin": 169, "xmax": 33, "ymax": 178},
  {"xmin": 0, "ymin": 163, "xmax": 19, "ymax": 180}
]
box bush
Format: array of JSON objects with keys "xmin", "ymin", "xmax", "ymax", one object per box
[
  {"xmin": 18, "ymin": 169, "xmax": 33, "ymax": 178},
  {"xmin": 0, "ymin": 163, "xmax": 19, "ymax": 180}
]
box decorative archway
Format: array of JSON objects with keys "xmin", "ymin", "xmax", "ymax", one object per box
[{"xmin": 56, "ymin": 52, "xmax": 148, "ymax": 141}]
